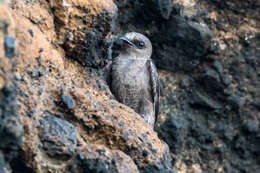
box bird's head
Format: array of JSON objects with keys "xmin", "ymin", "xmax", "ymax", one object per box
[{"xmin": 119, "ymin": 32, "xmax": 152, "ymax": 59}]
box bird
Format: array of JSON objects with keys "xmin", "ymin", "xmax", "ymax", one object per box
[{"xmin": 104, "ymin": 32, "xmax": 160, "ymax": 127}]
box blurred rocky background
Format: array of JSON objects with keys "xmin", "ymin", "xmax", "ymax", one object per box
[{"xmin": 0, "ymin": 0, "xmax": 259, "ymax": 172}]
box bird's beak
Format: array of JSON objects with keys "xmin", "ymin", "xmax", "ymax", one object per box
[{"xmin": 119, "ymin": 36, "xmax": 135, "ymax": 47}]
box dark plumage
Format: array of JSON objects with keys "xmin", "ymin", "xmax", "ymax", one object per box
[{"xmin": 105, "ymin": 32, "xmax": 160, "ymax": 127}]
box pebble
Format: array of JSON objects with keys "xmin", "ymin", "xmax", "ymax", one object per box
[
  {"xmin": 62, "ymin": 94, "xmax": 76, "ymax": 110},
  {"xmin": 28, "ymin": 29, "xmax": 34, "ymax": 37},
  {"xmin": 27, "ymin": 109, "xmax": 36, "ymax": 118},
  {"xmin": 4, "ymin": 35, "xmax": 16, "ymax": 58}
]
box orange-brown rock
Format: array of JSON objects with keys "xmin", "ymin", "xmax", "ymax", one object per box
[
  {"xmin": 0, "ymin": 3, "xmax": 24, "ymax": 173},
  {"xmin": 10, "ymin": 0, "xmax": 117, "ymax": 67}
]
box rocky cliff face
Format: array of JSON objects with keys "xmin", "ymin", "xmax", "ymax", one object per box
[{"xmin": 0, "ymin": 0, "xmax": 259, "ymax": 173}]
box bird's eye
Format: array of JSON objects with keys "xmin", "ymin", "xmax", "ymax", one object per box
[{"xmin": 138, "ymin": 41, "xmax": 145, "ymax": 48}]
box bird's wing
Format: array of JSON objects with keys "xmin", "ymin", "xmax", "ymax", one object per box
[
  {"xmin": 147, "ymin": 60, "xmax": 160, "ymax": 124},
  {"xmin": 103, "ymin": 60, "xmax": 112, "ymax": 86}
]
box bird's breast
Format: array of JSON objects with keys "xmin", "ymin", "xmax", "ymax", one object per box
[
  {"xmin": 112, "ymin": 59, "xmax": 149, "ymax": 87},
  {"xmin": 111, "ymin": 59, "xmax": 151, "ymax": 112}
]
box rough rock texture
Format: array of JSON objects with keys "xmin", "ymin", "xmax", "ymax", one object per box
[
  {"xmin": 11, "ymin": 0, "xmax": 117, "ymax": 68},
  {"xmin": 69, "ymin": 144, "xmax": 139, "ymax": 173},
  {"xmin": 0, "ymin": 0, "xmax": 173, "ymax": 172},
  {"xmin": 113, "ymin": 0, "xmax": 260, "ymax": 172},
  {"xmin": 0, "ymin": 0, "xmax": 259, "ymax": 173},
  {"xmin": 0, "ymin": 4, "xmax": 24, "ymax": 173},
  {"xmin": 38, "ymin": 114, "xmax": 78, "ymax": 159}
]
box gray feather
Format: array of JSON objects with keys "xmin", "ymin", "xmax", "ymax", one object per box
[{"xmin": 147, "ymin": 60, "xmax": 160, "ymax": 123}]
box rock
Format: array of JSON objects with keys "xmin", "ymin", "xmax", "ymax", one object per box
[
  {"xmin": 4, "ymin": 35, "xmax": 16, "ymax": 58},
  {"xmin": 61, "ymin": 94, "xmax": 76, "ymax": 110},
  {"xmin": 114, "ymin": 0, "xmax": 211, "ymax": 72},
  {"xmin": 227, "ymin": 95, "xmax": 246, "ymax": 110},
  {"xmin": 221, "ymin": 74, "xmax": 231, "ymax": 86},
  {"xmin": 214, "ymin": 122, "xmax": 235, "ymax": 141},
  {"xmin": 208, "ymin": 40, "xmax": 221, "ymax": 54},
  {"xmin": 27, "ymin": 69, "xmax": 46, "ymax": 78},
  {"xmin": 142, "ymin": 163, "xmax": 176, "ymax": 173},
  {"xmin": 9, "ymin": 157, "xmax": 34, "ymax": 173},
  {"xmin": 69, "ymin": 144, "xmax": 139, "ymax": 173},
  {"xmin": 27, "ymin": 29, "xmax": 34, "ymax": 37},
  {"xmin": 0, "ymin": 0, "xmax": 259, "ymax": 173},
  {"xmin": 0, "ymin": 152, "xmax": 11, "ymax": 173},
  {"xmin": 157, "ymin": 0, "xmax": 173, "ymax": 19},
  {"xmin": 212, "ymin": 60, "xmax": 224, "ymax": 74},
  {"xmin": 0, "ymin": 75, "xmax": 5, "ymax": 89},
  {"xmin": 142, "ymin": 0, "xmax": 173, "ymax": 20},
  {"xmin": 50, "ymin": 0, "xmax": 118, "ymax": 68},
  {"xmin": 39, "ymin": 114, "xmax": 78, "ymax": 159},
  {"xmin": 108, "ymin": 37, "xmax": 122, "ymax": 59},
  {"xmin": 190, "ymin": 90, "xmax": 222, "ymax": 110},
  {"xmin": 190, "ymin": 124, "xmax": 214, "ymax": 144},
  {"xmin": 0, "ymin": 6, "xmax": 24, "ymax": 172},
  {"xmin": 38, "ymin": 70, "xmax": 46, "ymax": 76},
  {"xmin": 38, "ymin": 88, "xmax": 44, "ymax": 95},
  {"xmin": 39, "ymin": 47, "xmax": 44, "ymax": 53},
  {"xmin": 174, "ymin": 0, "xmax": 198, "ymax": 19},
  {"xmin": 199, "ymin": 67, "xmax": 224, "ymax": 92},
  {"xmin": 26, "ymin": 109, "xmax": 35, "ymax": 118},
  {"xmin": 0, "ymin": 5, "xmax": 173, "ymax": 170},
  {"xmin": 158, "ymin": 115, "xmax": 188, "ymax": 155},
  {"xmin": 153, "ymin": 17, "xmax": 212, "ymax": 72},
  {"xmin": 179, "ymin": 76, "xmax": 190, "ymax": 89},
  {"xmin": 14, "ymin": 73, "xmax": 21, "ymax": 81},
  {"xmin": 31, "ymin": 70, "xmax": 39, "ymax": 78},
  {"xmin": 243, "ymin": 120, "xmax": 259, "ymax": 134},
  {"xmin": 36, "ymin": 56, "xmax": 42, "ymax": 65}
]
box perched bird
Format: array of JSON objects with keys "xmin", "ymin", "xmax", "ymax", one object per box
[{"xmin": 105, "ymin": 32, "xmax": 160, "ymax": 127}]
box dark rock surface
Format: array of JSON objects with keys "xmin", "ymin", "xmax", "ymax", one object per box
[
  {"xmin": 69, "ymin": 144, "xmax": 139, "ymax": 173},
  {"xmin": 114, "ymin": 0, "xmax": 259, "ymax": 172},
  {"xmin": 113, "ymin": 0, "xmax": 212, "ymax": 72},
  {"xmin": 118, "ymin": 1, "xmax": 259, "ymax": 170},
  {"xmin": 39, "ymin": 114, "xmax": 78, "ymax": 159},
  {"xmin": 0, "ymin": 86, "xmax": 23, "ymax": 151}
]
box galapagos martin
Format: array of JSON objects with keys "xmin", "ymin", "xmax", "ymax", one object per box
[{"xmin": 105, "ymin": 32, "xmax": 160, "ymax": 127}]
